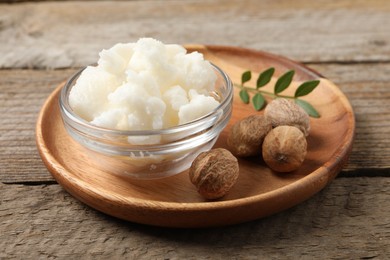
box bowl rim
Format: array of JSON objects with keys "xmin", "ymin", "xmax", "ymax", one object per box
[{"xmin": 59, "ymin": 63, "xmax": 233, "ymax": 137}]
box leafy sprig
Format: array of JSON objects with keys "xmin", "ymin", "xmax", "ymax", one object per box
[{"xmin": 236, "ymin": 68, "xmax": 321, "ymax": 118}]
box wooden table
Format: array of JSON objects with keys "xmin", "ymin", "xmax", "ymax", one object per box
[{"xmin": 1, "ymin": 0, "xmax": 389, "ymax": 258}]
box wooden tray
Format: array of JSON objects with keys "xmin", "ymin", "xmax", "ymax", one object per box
[{"xmin": 36, "ymin": 45, "xmax": 355, "ymax": 228}]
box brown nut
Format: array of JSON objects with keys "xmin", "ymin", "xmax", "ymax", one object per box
[
  {"xmin": 262, "ymin": 125, "xmax": 307, "ymax": 172},
  {"xmin": 227, "ymin": 115, "xmax": 272, "ymax": 157},
  {"xmin": 189, "ymin": 148, "xmax": 239, "ymax": 200},
  {"xmin": 264, "ymin": 98, "xmax": 310, "ymax": 136}
]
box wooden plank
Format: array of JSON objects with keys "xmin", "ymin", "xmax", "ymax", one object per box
[
  {"xmin": 0, "ymin": 177, "xmax": 389, "ymax": 258},
  {"xmin": 0, "ymin": 69, "xmax": 75, "ymax": 183},
  {"xmin": 1, "ymin": 62, "xmax": 389, "ymax": 183},
  {"xmin": 0, "ymin": 0, "xmax": 390, "ymax": 69}
]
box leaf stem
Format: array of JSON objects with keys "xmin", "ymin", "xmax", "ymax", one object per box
[{"xmin": 233, "ymin": 83, "xmax": 294, "ymax": 100}]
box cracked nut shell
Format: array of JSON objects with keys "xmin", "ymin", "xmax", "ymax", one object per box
[
  {"xmin": 264, "ymin": 98, "xmax": 310, "ymax": 136},
  {"xmin": 262, "ymin": 125, "xmax": 307, "ymax": 172},
  {"xmin": 189, "ymin": 148, "xmax": 239, "ymax": 200},
  {"xmin": 227, "ymin": 114, "xmax": 272, "ymax": 157}
]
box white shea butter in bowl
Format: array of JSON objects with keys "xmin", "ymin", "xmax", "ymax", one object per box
[{"xmin": 60, "ymin": 38, "xmax": 233, "ymax": 179}]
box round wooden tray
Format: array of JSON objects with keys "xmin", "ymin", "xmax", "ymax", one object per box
[{"xmin": 36, "ymin": 45, "xmax": 355, "ymax": 228}]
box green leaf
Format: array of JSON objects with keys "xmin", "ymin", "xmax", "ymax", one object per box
[
  {"xmin": 252, "ymin": 93, "xmax": 266, "ymax": 111},
  {"xmin": 256, "ymin": 67, "xmax": 275, "ymax": 89},
  {"xmin": 275, "ymin": 70, "xmax": 295, "ymax": 94},
  {"xmin": 295, "ymin": 99, "xmax": 320, "ymax": 118},
  {"xmin": 295, "ymin": 80, "xmax": 320, "ymax": 97},
  {"xmin": 239, "ymin": 89, "xmax": 250, "ymax": 104},
  {"xmin": 241, "ymin": 71, "xmax": 252, "ymax": 85}
]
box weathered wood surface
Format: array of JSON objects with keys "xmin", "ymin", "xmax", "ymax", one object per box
[
  {"xmin": 1, "ymin": 177, "xmax": 389, "ymax": 259},
  {"xmin": 1, "ymin": 63, "xmax": 389, "ymax": 183},
  {"xmin": 0, "ymin": 0, "xmax": 390, "ymax": 69},
  {"xmin": 1, "ymin": 0, "xmax": 390, "ymax": 258}
]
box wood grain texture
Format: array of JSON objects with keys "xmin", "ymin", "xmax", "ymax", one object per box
[
  {"xmin": 309, "ymin": 63, "xmax": 390, "ymax": 174},
  {"xmin": 0, "ymin": 0, "xmax": 388, "ymax": 257},
  {"xmin": 35, "ymin": 46, "xmax": 355, "ymax": 227},
  {"xmin": 0, "ymin": 69, "xmax": 75, "ymax": 183},
  {"xmin": 1, "ymin": 61, "xmax": 389, "ymax": 183},
  {"xmin": 0, "ymin": 0, "xmax": 390, "ymax": 69},
  {"xmin": 1, "ymin": 177, "xmax": 389, "ymax": 258}
]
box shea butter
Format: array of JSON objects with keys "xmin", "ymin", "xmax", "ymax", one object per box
[
  {"xmin": 69, "ymin": 38, "xmax": 220, "ymax": 139},
  {"xmin": 60, "ymin": 39, "xmax": 233, "ymax": 178}
]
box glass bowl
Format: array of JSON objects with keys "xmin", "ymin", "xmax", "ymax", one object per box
[{"xmin": 59, "ymin": 64, "xmax": 233, "ymax": 179}]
